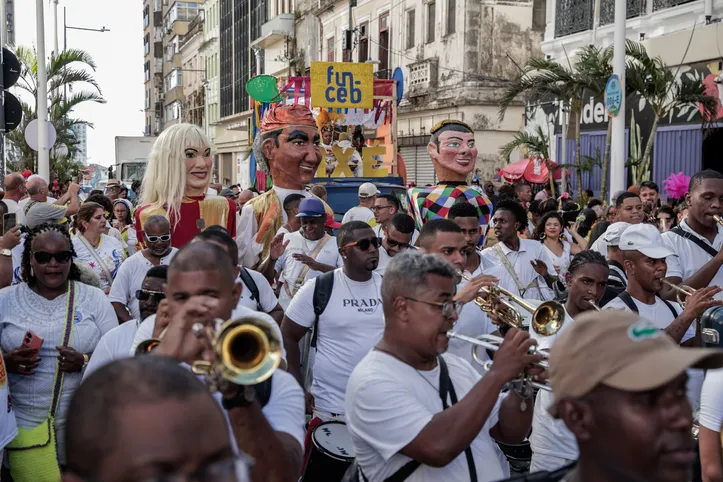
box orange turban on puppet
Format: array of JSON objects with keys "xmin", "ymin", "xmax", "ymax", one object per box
[{"xmin": 260, "ymin": 104, "xmax": 317, "ymax": 133}]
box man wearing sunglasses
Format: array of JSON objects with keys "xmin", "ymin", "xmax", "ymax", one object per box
[
  {"xmin": 372, "ymin": 194, "xmax": 420, "ymax": 246},
  {"xmin": 346, "ymin": 250, "xmax": 542, "ymax": 482},
  {"xmin": 83, "ymin": 265, "xmax": 169, "ymax": 379},
  {"xmin": 109, "ymin": 215, "xmax": 177, "ymax": 323},
  {"xmin": 282, "ymin": 221, "xmax": 384, "ymax": 452},
  {"xmin": 376, "ymin": 213, "xmax": 417, "ymax": 275}
]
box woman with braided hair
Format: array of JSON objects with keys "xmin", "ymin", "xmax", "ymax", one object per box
[{"xmin": 0, "ymin": 222, "xmax": 117, "ymax": 476}]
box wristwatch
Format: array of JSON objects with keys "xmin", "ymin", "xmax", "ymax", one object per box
[
  {"xmin": 222, "ymin": 385, "xmax": 256, "ymax": 409},
  {"xmin": 82, "ymin": 354, "xmax": 89, "ymax": 368},
  {"xmin": 0, "ymin": 249, "xmax": 11, "ymax": 257}
]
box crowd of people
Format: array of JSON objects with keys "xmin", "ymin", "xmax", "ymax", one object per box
[{"xmin": 0, "ymin": 111, "xmax": 722, "ymax": 482}]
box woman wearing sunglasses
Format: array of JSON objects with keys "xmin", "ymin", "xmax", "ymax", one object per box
[
  {"xmin": 112, "ymin": 199, "xmax": 137, "ymax": 256},
  {"xmin": 72, "ymin": 202, "xmax": 126, "ymax": 295},
  {"xmin": 0, "ymin": 223, "xmax": 117, "ymax": 477}
]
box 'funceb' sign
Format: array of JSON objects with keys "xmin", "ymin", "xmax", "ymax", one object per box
[{"xmin": 310, "ymin": 62, "xmax": 374, "ymax": 109}]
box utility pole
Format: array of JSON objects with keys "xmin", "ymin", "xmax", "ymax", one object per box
[
  {"xmin": 37, "ymin": 0, "xmax": 50, "ymax": 181},
  {"xmin": 0, "ymin": 0, "xmax": 5, "ymax": 188},
  {"xmin": 53, "ymin": 0, "xmax": 59, "ymax": 56},
  {"xmin": 343, "ymin": 0, "xmax": 355, "ymax": 61},
  {"xmin": 560, "ymin": 101, "xmax": 568, "ymax": 194},
  {"xmin": 609, "ymin": 0, "xmax": 626, "ymax": 201}
]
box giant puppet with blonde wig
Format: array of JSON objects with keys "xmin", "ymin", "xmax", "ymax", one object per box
[
  {"xmin": 237, "ymin": 104, "xmax": 332, "ymax": 269},
  {"xmin": 407, "ymin": 120, "xmax": 493, "ymax": 245},
  {"xmin": 134, "ymin": 123, "xmax": 236, "ymax": 248}
]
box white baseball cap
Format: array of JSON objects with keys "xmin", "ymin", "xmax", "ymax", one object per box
[
  {"xmin": 602, "ymin": 222, "xmax": 631, "ymax": 246},
  {"xmin": 358, "ymin": 182, "xmax": 379, "ymax": 198},
  {"xmin": 619, "ymin": 223, "xmax": 675, "ymax": 259}
]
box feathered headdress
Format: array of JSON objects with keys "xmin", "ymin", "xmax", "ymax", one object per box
[{"xmin": 663, "ymin": 172, "xmax": 690, "ymax": 200}]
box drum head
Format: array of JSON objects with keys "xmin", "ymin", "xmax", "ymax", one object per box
[{"xmin": 312, "ymin": 421, "xmax": 356, "ymax": 461}]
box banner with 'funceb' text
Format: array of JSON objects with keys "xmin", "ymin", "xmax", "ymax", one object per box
[{"xmin": 310, "ymin": 61, "xmax": 374, "ymax": 110}]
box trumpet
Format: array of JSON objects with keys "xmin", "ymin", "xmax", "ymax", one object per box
[
  {"xmin": 660, "ymin": 278, "xmax": 695, "ymax": 306},
  {"xmin": 447, "ymin": 331, "xmax": 551, "ymax": 392},
  {"xmin": 588, "ymin": 299, "xmax": 602, "ymax": 311},
  {"xmin": 191, "ymin": 316, "xmax": 282, "ymax": 389},
  {"xmin": 714, "ymin": 215, "xmax": 723, "ymax": 228},
  {"xmin": 135, "ymin": 327, "xmax": 168, "ymax": 355},
  {"xmin": 460, "ymin": 273, "xmax": 566, "ymax": 336}
]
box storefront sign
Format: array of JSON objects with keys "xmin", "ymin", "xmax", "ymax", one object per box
[{"xmin": 311, "ymin": 62, "xmax": 374, "ymax": 109}]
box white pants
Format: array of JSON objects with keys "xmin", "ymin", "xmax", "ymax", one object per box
[{"xmin": 529, "ymin": 453, "xmax": 575, "ymax": 473}]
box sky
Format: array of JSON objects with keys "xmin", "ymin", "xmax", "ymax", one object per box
[{"xmin": 16, "ymin": 0, "xmax": 145, "ymax": 167}]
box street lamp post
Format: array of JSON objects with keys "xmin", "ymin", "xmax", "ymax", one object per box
[{"xmin": 63, "ymin": 7, "xmax": 110, "ymax": 100}]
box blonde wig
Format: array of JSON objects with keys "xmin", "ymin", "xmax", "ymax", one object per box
[{"xmin": 139, "ymin": 123, "xmax": 211, "ymax": 227}]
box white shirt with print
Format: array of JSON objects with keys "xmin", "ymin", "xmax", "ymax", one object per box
[
  {"xmin": 346, "ymin": 350, "xmax": 506, "ymax": 482},
  {"xmin": 72, "ymin": 234, "xmax": 126, "ymax": 295},
  {"xmin": 235, "ymin": 268, "xmax": 279, "ymax": 313},
  {"xmin": 480, "ymin": 238, "xmax": 556, "ymax": 301},
  {"xmin": 285, "ymin": 268, "xmax": 385, "ymax": 415},
  {"xmin": 662, "ymin": 220, "xmax": 723, "ymax": 300},
  {"xmin": 108, "ymin": 249, "xmax": 178, "ymax": 320},
  {"xmin": 275, "ymin": 232, "xmax": 343, "ymax": 309},
  {"xmin": 604, "ymin": 295, "xmax": 702, "ymax": 409},
  {"xmin": 341, "ymin": 206, "xmax": 375, "ymax": 225}
]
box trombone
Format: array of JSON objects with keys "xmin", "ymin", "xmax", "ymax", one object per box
[
  {"xmin": 447, "ymin": 331, "xmax": 551, "ymax": 391},
  {"xmin": 460, "ymin": 273, "xmax": 566, "ymax": 336}
]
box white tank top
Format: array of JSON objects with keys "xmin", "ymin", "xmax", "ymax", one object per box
[{"xmin": 542, "ymin": 239, "xmax": 572, "ymax": 277}]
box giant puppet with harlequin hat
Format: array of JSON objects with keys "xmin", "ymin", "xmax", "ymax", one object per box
[
  {"xmin": 407, "ymin": 120, "xmax": 493, "ymax": 244},
  {"xmin": 237, "ymin": 103, "xmax": 333, "ymax": 269}
]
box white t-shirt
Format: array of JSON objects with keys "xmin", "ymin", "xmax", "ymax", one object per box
[
  {"xmin": 375, "ymin": 246, "xmax": 391, "ymax": 275},
  {"xmin": 663, "ymin": 220, "xmax": 723, "ymax": 300},
  {"xmin": 130, "ymin": 305, "xmax": 287, "ymax": 363},
  {"xmin": 72, "ymin": 234, "xmax": 126, "ymax": 295},
  {"xmin": 700, "ymin": 368, "xmax": 723, "ymax": 431},
  {"xmin": 480, "ymin": 238, "xmax": 556, "ymax": 301},
  {"xmin": 236, "ymin": 268, "xmax": 279, "ymax": 313},
  {"xmin": 285, "ymin": 268, "xmax": 385, "ymax": 414},
  {"xmin": 108, "ymin": 249, "xmax": 178, "ymax": 320},
  {"xmin": 0, "ymin": 352, "xmax": 18, "ymax": 452},
  {"xmin": 373, "ymin": 224, "xmax": 419, "ymax": 245},
  {"xmin": 342, "ymin": 206, "xmax": 375, "ymax": 225},
  {"xmin": 237, "ymin": 187, "xmax": 314, "ymax": 268},
  {"xmin": 275, "ymin": 232, "xmax": 343, "ymax": 309},
  {"xmin": 604, "ymin": 295, "xmax": 703, "ymax": 409},
  {"xmin": 82, "ymin": 318, "xmax": 141, "ymax": 379},
  {"xmin": 346, "ymin": 351, "xmax": 506, "ymax": 482}
]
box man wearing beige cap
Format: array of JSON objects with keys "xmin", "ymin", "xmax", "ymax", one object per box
[
  {"xmin": 341, "ymin": 183, "xmax": 378, "ymax": 226},
  {"xmin": 105, "ymin": 179, "xmax": 122, "ymax": 201},
  {"xmin": 604, "ymin": 223, "xmax": 722, "ymax": 410},
  {"xmin": 536, "ymin": 311, "xmax": 723, "ymax": 482}
]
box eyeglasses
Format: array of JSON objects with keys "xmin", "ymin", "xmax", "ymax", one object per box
[
  {"xmin": 32, "ymin": 251, "xmax": 73, "ymax": 264},
  {"xmin": 404, "ymin": 297, "xmax": 463, "ymax": 319},
  {"xmin": 144, "ymin": 233, "xmax": 171, "ymax": 242},
  {"xmin": 342, "ymin": 237, "xmax": 381, "ymax": 251},
  {"xmin": 137, "ymin": 455, "xmax": 243, "ymax": 482},
  {"xmin": 136, "ymin": 289, "xmax": 166, "ymax": 303},
  {"xmin": 385, "ymin": 237, "xmax": 411, "ymax": 250},
  {"xmin": 370, "ymin": 205, "xmax": 394, "ymax": 212}
]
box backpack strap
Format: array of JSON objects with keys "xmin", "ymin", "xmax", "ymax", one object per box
[
  {"xmin": 239, "ymin": 267, "xmax": 261, "ymax": 311},
  {"xmin": 310, "ymin": 271, "xmax": 335, "ymax": 348},
  {"xmin": 660, "ymin": 298, "xmax": 680, "ymax": 319},
  {"xmin": 671, "ymin": 226, "xmax": 718, "ymax": 258},
  {"xmin": 617, "ymin": 291, "xmax": 639, "ymax": 313},
  {"xmin": 253, "ymin": 376, "xmax": 273, "ymax": 407}
]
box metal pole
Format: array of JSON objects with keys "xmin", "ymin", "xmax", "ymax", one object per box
[
  {"xmin": 609, "ymin": 0, "xmax": 627, "ymax": 202},
  {"xmin": 560, "ymin": 102, "xmax": 568, "ymax": 194},
  {"xmin": 63, "ymin": 6, "xmax": 67, "ymax": 102},
  {"xmin": 344, "ymin": 0, "xmax": 353, "ymax": 61},
  {"xmin": 0, "ymin": 0, "xmax": 5, "ymax": 188},
  {"xmin": 53, "ymin": 0, "xmax": 59, "ymax": 56},
  {"xmin": 37, "ymin": 0, "xmax": 50, "ymax": 181}
]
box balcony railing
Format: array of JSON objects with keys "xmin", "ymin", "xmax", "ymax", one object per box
[
  {"xmin": 374, "ymin": 69, "xmax": 392, "ymax": 80},
  {"xmin": 554, "ymin": 0, "xmax": 593, "ymax": 38},
  {"xmin": 600, "ymin": 0, "xmax": 646, "ymax": 25},
  {"xmin": 652, "ymin": 0, "xmax": 696, "ymax": 11}
]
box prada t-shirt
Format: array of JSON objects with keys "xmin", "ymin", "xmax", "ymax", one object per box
[{"xmin": 285, "ymin": 268, "xmax": 385, "ymax": 414}]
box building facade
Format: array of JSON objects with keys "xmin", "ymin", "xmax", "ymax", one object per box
[
  {"xmin": 70, "ymin": 124, "xmax": 87, "ymax": 164},
  {"xmin": 529, "ymin": 0, "xmax": 723, "ymax": 196}
]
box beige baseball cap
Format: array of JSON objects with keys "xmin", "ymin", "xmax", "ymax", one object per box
[
  {"xmin": 358, "ymin": 182, "xmax": 379, "ymax": 198},
  {"xmin": 601, "ymin": 221, "xmax": 631, "ymax": 246},
  {"xmin": 548, "ymin": 311, "xmax": 723, "ymax": 416}
]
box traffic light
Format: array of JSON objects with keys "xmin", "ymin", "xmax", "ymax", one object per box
[{"xmin": 1, "ymin": 47, "xmax": 21, "ymax": 133}]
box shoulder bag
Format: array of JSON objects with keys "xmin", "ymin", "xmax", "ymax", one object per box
[{"xmin": 7, "ymin": 281, "xmax": 77, "ymax": 482}]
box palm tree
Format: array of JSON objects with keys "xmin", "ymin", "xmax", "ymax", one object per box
[
  {"xmin": 499, "ymin": 57, "xmax": 599, "ymax": 199},
  {"xmin": 498, "ymin": 125, "xmax": 556, "ymax": 194},
  {"xmin": 625, "ymin": 40, "xmax": 718, "ymax": 182},
  {"xmin": 6, "ymin": 47, "xmax": 105, "ymax": 180}
]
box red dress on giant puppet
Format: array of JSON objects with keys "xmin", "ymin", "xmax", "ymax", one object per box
[
  {"xmin": 406, "ymin": 121, "xmax": 493, "ymax": 245},
  {"xmin": 237, "ymin": 104, "xmax": 332, "ymax": 269},
  {"xmin": 134, "ymin": 124, "xmax": 236, "ymax": 249}
]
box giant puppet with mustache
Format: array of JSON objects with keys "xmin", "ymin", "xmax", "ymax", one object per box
[
  {"xmin": 407, "ymin": 120, "xmax": 493, "ymax": 245},
  {"xmin": 237, "ymin": 104, "xmax": 332, "ymax": 269}
]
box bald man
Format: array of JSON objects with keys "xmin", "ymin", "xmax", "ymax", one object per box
[
  {"xmin": 22, "ymin": 176, "xmax": 81, "ymax": 228},
  {"xmin": 2, "ymin": 173, "xmax": 26, "ymax": 221}
]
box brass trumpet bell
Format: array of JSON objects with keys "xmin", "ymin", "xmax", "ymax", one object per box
[
  {"xmin": 135, "ymin": 338, "xmax": 161, "ymax": 355},
  {"xmin": 192, "ymin": 316, "xmax": 282, "ymax": 387},
  {"xmin": 530, "ymin": 301, "xmax": 566, "ymax": 336}
]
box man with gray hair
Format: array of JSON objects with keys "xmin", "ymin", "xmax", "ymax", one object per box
[
  {"xmin": 22, "ymin": 175, "xmax": 81, "ymax": 228},
  {"xmin": 345, "ymin": 250, "xmax": 544, "ymax": 482},
  {"xmin": 1, "ymin": 173, "xmax": 26, "ymax": 221}
]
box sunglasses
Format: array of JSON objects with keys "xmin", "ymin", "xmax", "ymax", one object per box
[
  {"xmin": 385, "ymin": 237, "xmax": 411, "ymax": 250},
  {"xmin": 404, "ymin": 297, "xmax": 463, "ymax": 319},
  {"xmin": 342, "ymin": 237, "xmax": 381, "ymax": 251},
  {"xmin": 136, "ymin": 289, "xmax": 166, "ymax": 303},
  {"xmin": 32, "ymin": 251, "xmax": 72, "ymax": 264},
  {"xmin": 144, "ymin": 233, "xmax": 171, "ymax": 242},
  {"xmin": 370, "ymin": 205, "xmax": 394, "ymax": 212}
]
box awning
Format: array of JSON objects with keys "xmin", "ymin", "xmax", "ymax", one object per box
[{"xmin": 499, "ymin": 158, "xmax": 566, "ymax": 184}]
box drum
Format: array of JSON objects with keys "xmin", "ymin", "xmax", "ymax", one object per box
[{"xmin": 303, "ymin": 421, "xmax": 355, "ymax": 482}]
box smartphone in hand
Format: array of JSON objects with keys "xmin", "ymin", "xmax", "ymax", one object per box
[
  {"xmin": 21, "ymin": 330, "xmax": 44, "ymax": 355},
  {"xmin": 2, "ymin": 213, "xmax": 17, "ymax": 236}
]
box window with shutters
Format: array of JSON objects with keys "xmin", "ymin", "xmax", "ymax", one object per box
[
  {"xmin": 327, "ymin": 36, "xmax": 336, "ymax": 62},
  {"xmin": 358, "ymin": 22, "xmax": 369, "ymax": 62},
  {"xmin": 446, "ymin": 0, "xmax": 455, "ymax": 35},
  {"xmin": 426, "ymin": 2, "xmax": 435, "ymax": 43},
  {"xmin": 379, "ymin": 12, "xmax": 389, "ymax": 72},
  {"xmin": 406, "ymin": 10, "xmax": 415, "ymax": 49}
]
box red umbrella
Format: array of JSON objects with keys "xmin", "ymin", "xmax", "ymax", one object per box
[
  {"xmin": 498, "ymin": 158, "xmax": 529, "ymax": 182},
  {"xmin": 523, "ymin": 158, "xmax": 566, "ymax": 183}
]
